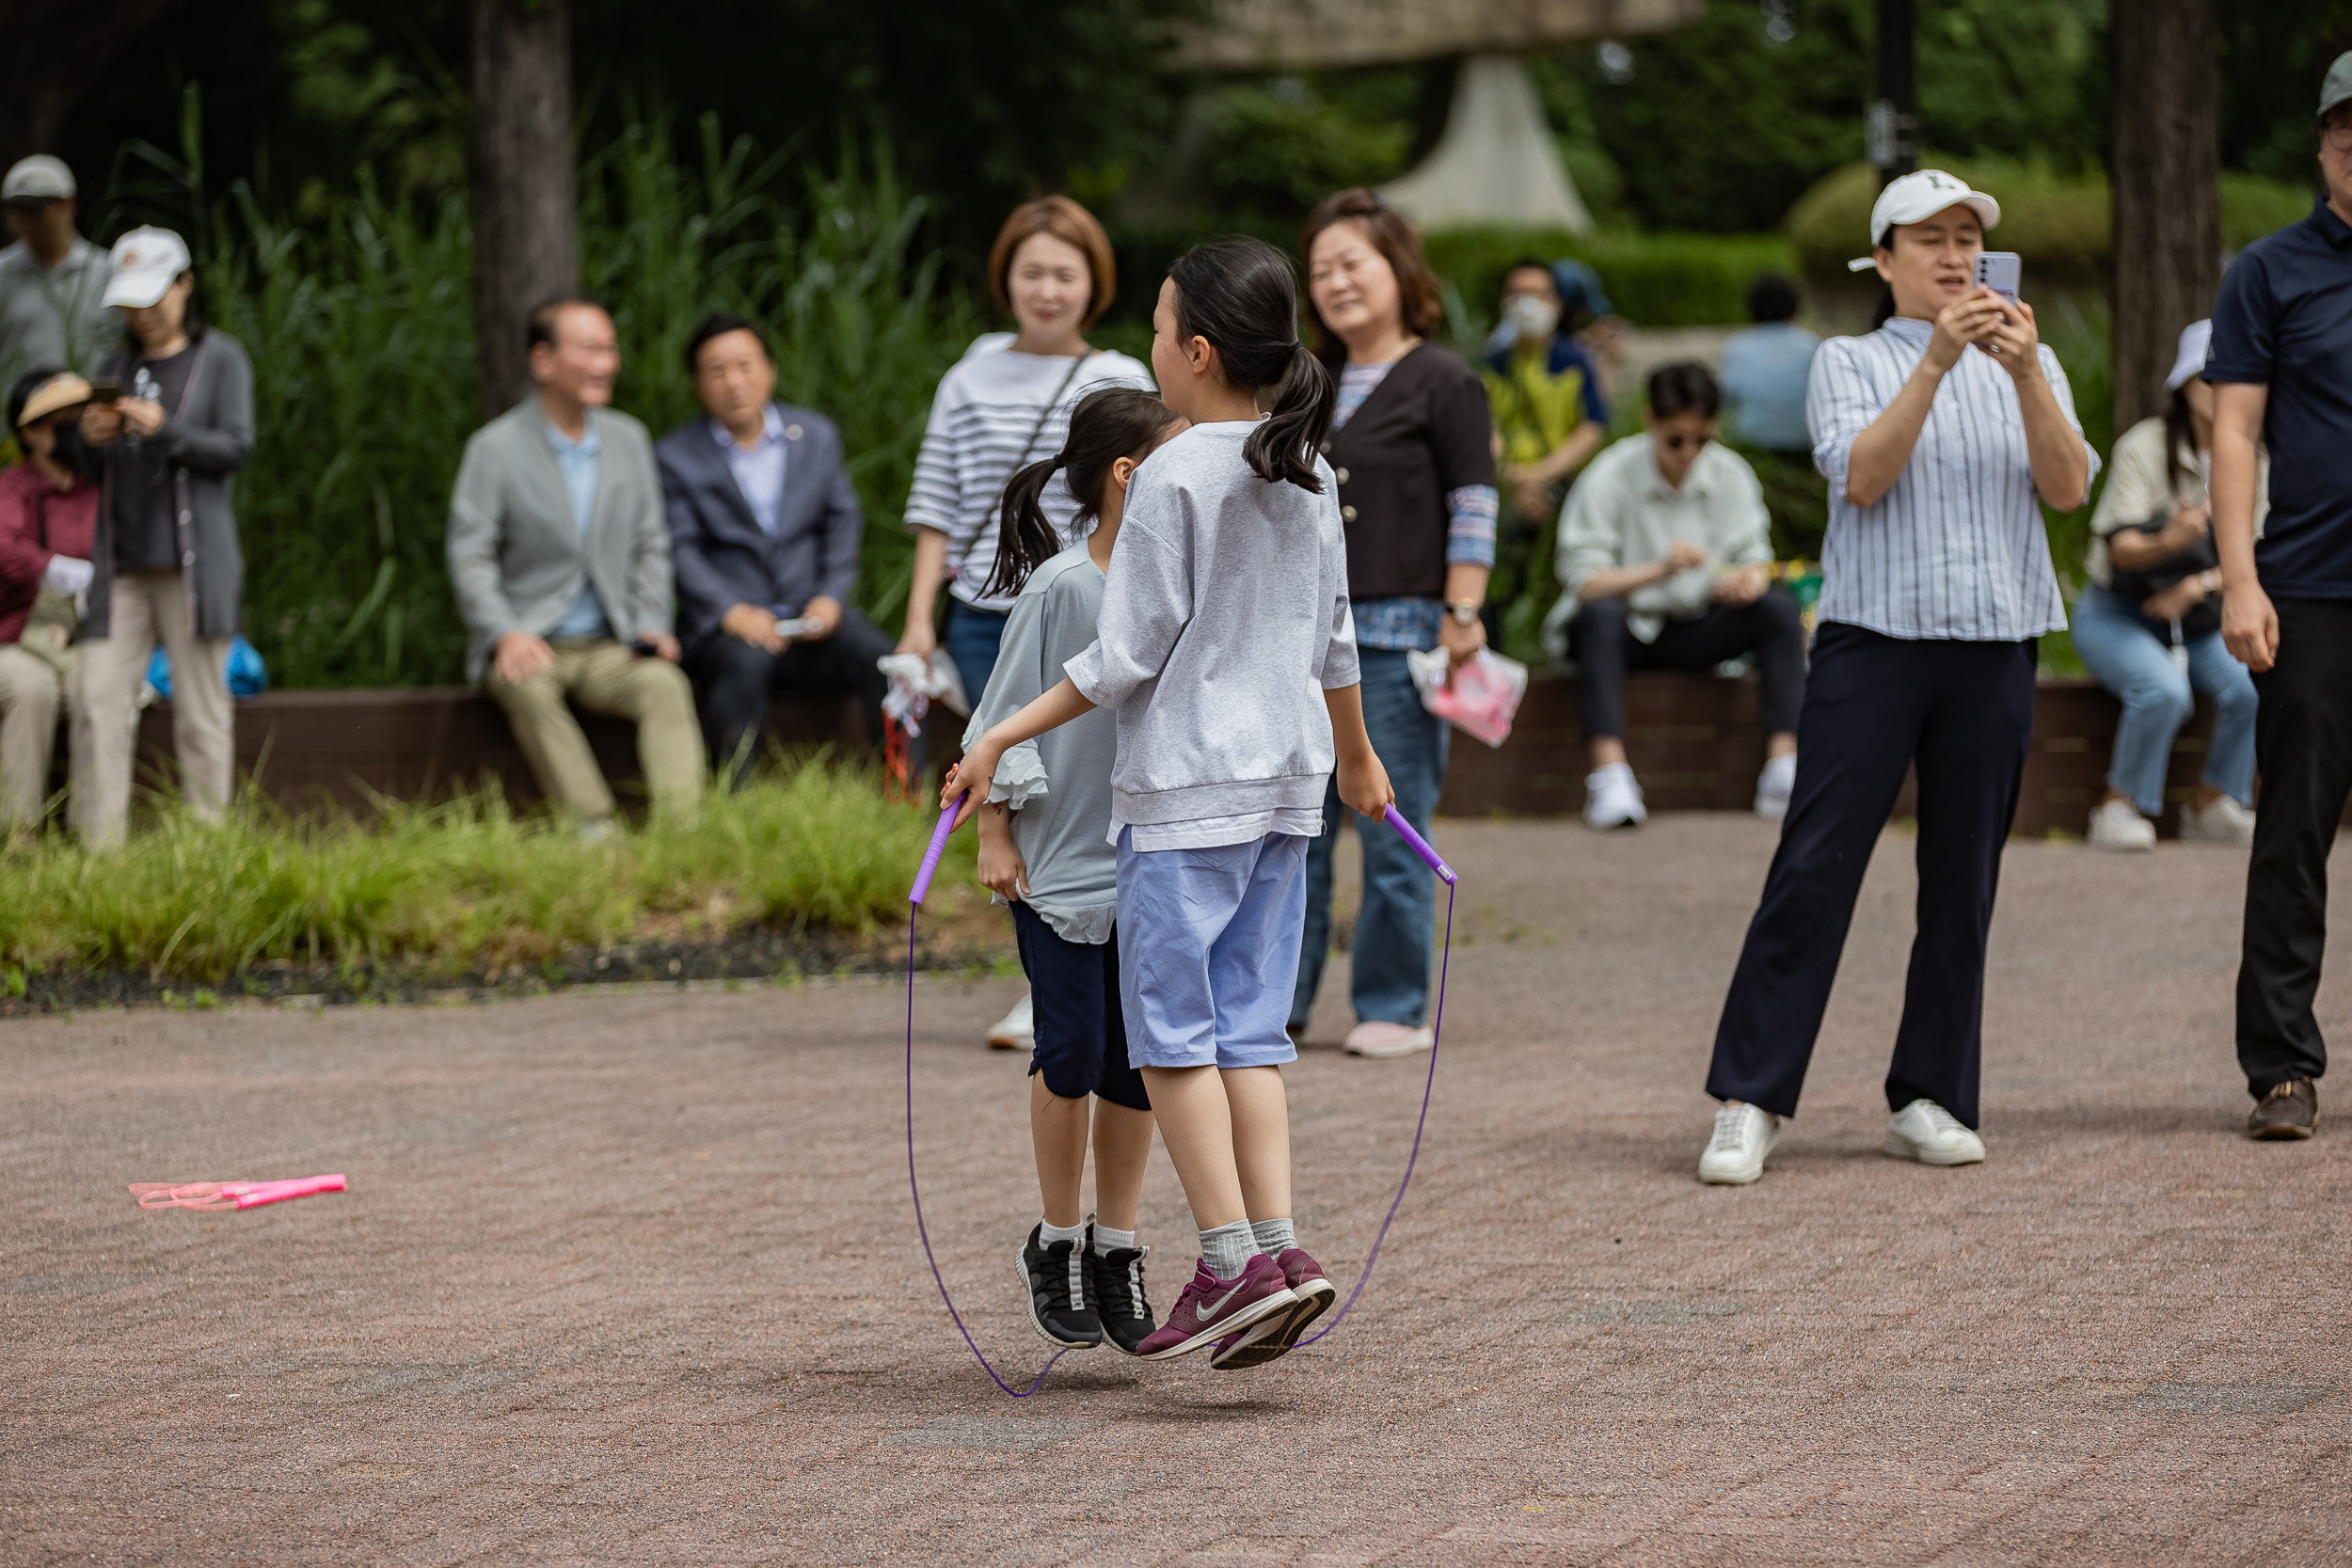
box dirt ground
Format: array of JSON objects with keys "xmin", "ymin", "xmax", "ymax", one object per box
[{"xmin": 3, "ymin": 816, "xmax": 2348, "ymax": 1565}]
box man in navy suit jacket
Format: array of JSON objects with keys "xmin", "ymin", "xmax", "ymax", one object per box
[{"xmin": 658, "ymin": 315, "xmax": 893, "ymax": 783}]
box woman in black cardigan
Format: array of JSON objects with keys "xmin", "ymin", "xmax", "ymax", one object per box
[{"xmin": 1290, "ymin": 188, "xmax": 1498, "ymax": 1058}]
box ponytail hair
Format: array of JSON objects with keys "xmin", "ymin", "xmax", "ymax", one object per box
[
  {"xmin": 982, "ymin": 386, "xmax": 1184, "ymax": 599},
  {"xmin": 1165, "ymin": 236, "xmax": 1335, "ymax": 492}
]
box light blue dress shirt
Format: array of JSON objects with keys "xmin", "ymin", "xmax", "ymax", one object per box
[
  {"xmin": 1719, "ymin": 321, "xmax": 1820, "ymax": 452},
  {"xmin": 547, "ymin": 416, "xmax": 610, "ymax": 640},
  {"xmin": 713, "ymin": 404, "xmax": 788, "ymax": 536}
]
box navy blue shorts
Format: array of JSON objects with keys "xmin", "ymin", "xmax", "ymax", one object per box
[{"xmin": 1010, "ymin": 904, "xmax": 1150, "ymax": 1113}]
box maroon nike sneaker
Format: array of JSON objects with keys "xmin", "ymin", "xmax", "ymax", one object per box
[
  {"xmin": 1132, "ymin": 1253, "xmax": 1295, "ymax": 1361},
  {"xmin": 1210, "ymin": 1247, "xmax": 1337, "ymax": 1370}
]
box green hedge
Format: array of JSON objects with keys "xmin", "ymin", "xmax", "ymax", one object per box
[
  {"xmin": 1422, "ymin": 228, "xmax": 1803, "ymax": 329},
  {"xmin": 1786, "ymin": 160, "xmax": 2314, "ymax": 278}
]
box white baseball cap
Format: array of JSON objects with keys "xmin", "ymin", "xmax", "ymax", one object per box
[
  {"xmin": 1845, "ymin": 169, "xmax": 2003, "ymax": 272},
  {"xmin": 2165, "ymin": 320, "xmax": 2212, "ymax": 393},
  {"xmin": 102, "ymin": 226, "xmax": 193, "ymax": 309},
  {"xmin": 2, "ymin": 155, "xmax": 75, "ymax": 204}
]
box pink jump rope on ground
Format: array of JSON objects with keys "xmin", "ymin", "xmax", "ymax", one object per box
[
  {"xmin": 130, "ymin": 1174, "xmax": 347, "ymax": 1211},
  {"xmin": 906, "ymin": 794, "xmax": 1456, "ymax": 1396}
]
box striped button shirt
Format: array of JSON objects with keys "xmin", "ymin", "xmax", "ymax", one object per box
[
  {"xmin": 902, "ymin": 335, "xmax": 1153, "ymax": 612},
  {"xmin": 1808, "ymin": 316, "xmax": 2096, "ymax": 641}
]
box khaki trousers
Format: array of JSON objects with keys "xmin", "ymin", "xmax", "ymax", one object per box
[
  {"xmin": 0, "ymin": 642, "xmax": 68, "ymax": 828},
  {"xmin": 484, "ymin": 638, "xmax": 705, "ymax": 821},
  {"xmin": 73, "ymin": 570, "xmax": 233, "ymax": 846}
]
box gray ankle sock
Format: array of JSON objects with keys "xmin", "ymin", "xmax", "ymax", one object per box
[
  {"xmin": 1200, "ymin": 1219, "xmax": 1257, "ymax": 1279},
  {"xmin": 1250, "ymin": 1217, "xmax": 1295, "ymax": 1255},
  {"xmin": 1039, "ymin": 1219, "xmax": 1085, "ymax": 1248},
  {"xmin": 1089, "ymin": 1223, "xmax": 1137, "ymax": 1254}
]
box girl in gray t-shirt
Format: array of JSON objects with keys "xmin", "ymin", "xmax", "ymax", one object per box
[{"xmin": 965, "ymin": 388, "xmax": 1184, "ymax": 1357}]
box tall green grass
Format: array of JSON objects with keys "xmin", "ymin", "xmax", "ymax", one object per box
[
  {"xmin": 197, "ymin": 117, "xmax": 978, "ymax": 689},
  {"xmin": 0, "ymin": 761, "xmax": 972, "ymax": 982}
]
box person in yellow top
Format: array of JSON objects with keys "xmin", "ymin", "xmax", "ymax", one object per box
[{"xmin": 1481, "ymin": 259, "xmax": 1610, "ymax": 521}]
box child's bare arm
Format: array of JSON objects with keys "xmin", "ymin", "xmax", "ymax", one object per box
[
  {"xmin": 942, "ymin": 678, "xmax": 1096, "ymax": 828},
  {"xmin": 1323, "ymin": 684, "xmax": 1394, "ymax": 821}
]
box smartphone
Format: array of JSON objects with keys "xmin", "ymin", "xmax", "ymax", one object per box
[
  {"xmin": 87, "ymin": 375, "xmax": 120, "ymax": 404},
  {"xmin": 1974, "ymin": 251, "xmax": 2022, "ymax": 306}
]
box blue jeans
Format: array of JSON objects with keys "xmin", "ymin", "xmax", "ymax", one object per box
[
  {"xmin": 1290, "ymin": 646, "xmax": 1450, "ymax": 1030},
  {"xmin": 2071, "ymin": 583, "xmax": 2256, "ymax": 816},
  {"xmin": 944, "ymin": 601, "xmax": 1009, "ymax": 714}
]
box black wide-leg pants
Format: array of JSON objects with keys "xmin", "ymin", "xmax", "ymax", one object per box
[
  {"xmin": 2236, "ymin": 597, "xmax": 2352, "ymax": 1095},
  {"xmin": 1705, "ymin": 624, "xmax": 2038, "ymax": 1130}
]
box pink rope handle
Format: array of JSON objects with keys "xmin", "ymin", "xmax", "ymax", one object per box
[{"xmin": 130, "ymin": 1174, "xmax": 346, "ymax": 1211}]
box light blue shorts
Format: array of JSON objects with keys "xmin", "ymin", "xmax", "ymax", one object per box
[{"xmin": 1116, "ymin": 829, "xmax": 1308, "ymax": 1072}]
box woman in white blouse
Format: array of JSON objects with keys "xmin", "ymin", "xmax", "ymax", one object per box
[{"xmin": 1695, "ymin": 171, "xmax": 2096, "ymax": 1187}]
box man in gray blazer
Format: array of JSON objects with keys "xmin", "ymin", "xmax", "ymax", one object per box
[{"xmin": 447, "ymin": 299, "xmax": 705, "ymax": 823}]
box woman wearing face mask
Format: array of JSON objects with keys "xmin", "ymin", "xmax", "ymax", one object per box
[
  {"xmin": 0, "ymin": 368, "xmax": 97, "ymax": 833},
  {"xmin": 898, "ymin": 196, "xmax": 1152, "ymax": 1053},
  {"xmin": 74, "ymin": 226, "xmax": 254, "ymax": 847},
  {"xmin": 1481, "ymin": 259, "xmax": 1608, "ymax": 528},
  {"xmin": 1292, "ymin": 187, "xmax": 1498, "ymax": 1059},
  {"xmin": 1696, "ymin": 171, "xmax": 2096, "ymax": 1188},
  {"xmin": 1545, "ymin": 362, "xmax": 1804, "ymax": 829}
]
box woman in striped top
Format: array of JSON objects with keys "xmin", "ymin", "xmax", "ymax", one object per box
[
  {"xmin": 897, "ymin": 198, "xmax": 1152, "ymax": 708},
  {"xmin": 1696, "ymin": 170, "xmax": 2096, "ymax": 1187}
]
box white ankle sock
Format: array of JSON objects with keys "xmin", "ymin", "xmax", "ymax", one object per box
[
  {"xmin": 1200, "ymin": 1219, "xmax": 1257, "ymax": 1279},
  {"xmin": 1250, "ymin": 1217, "xmax": 1295, "ymax": 1254},
  {"xmin": 1089, "ymin": 1223, "xmax": 1136, "ymax": 1253},
  {"xmin": 1039, "ymin": 1219, "xmax": 1085, "ymax": 1248}
]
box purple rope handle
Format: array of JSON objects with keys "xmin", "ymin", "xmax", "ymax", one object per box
[{"xmin": 904, "ymin": 797, "xmax": 1453, "ymax": 1391}]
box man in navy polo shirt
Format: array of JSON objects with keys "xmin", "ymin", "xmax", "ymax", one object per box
[{"xmin": 2216, "ymin": 51, "xmax": 2352, "ymax": 1140}]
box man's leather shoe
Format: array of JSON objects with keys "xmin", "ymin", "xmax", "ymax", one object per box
[{"xmin": 2247, "ymin": 1078, "xmax": 2318, "ymax": 1140}]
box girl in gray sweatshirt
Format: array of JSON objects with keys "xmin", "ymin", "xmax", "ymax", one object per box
[{"xmin": 948, "ymin": 237, "xmax": 1395, "ymax": 1370}]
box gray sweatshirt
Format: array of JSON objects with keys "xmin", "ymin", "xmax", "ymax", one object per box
[
  {"xmin": 963, "ymin": 542, "xmax": 1119, "ymax": 943},
  {"xmin": 1064, "ymin": 422, "xmax": 1360, "ymax": 835}
]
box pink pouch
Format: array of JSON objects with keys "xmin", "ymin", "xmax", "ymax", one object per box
[{"xmin": 1406, "ymin": 648, "xmax": 1529, "ymax": 749}]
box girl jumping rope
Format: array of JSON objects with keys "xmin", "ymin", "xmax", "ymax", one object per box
[
  {"xmin": 948, "ymin": 237, "xmax": 1393, "ymax": 1370},
  {"xmin": 966, "ymin": 388, "xmax": 1188, "ymax": 1355}
]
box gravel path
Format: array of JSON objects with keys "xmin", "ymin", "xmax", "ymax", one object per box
[{"xmin": 4, "ymin": 816, "xmax": 2347, "ymax": 1564}]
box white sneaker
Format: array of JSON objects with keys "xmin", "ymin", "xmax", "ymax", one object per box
[
  {"xmin": 987, "ymin": 991, "xmax": 1034, "ymax": 1052},
  {"xmin": 2180, "ymin": 795, "xmax": 2256, "ymax": 845},
  {"xmin": 1754, "ymin": 752, "xmax": 1797, "ymax": 820},
  {"xmin": 1884, "ymin": 1099, "xmax": 1985, "ymax": 1165},
  {"xmin": 1697, "ymin": 1101, "xmax": 1781, "ymax": 1185},
  {"xmin": 1583, "ymin": 763, "xmax": 1646, "ymax": 830},
  {"xmin": 2086, "ymin": 797, "xmax": 2155, "ymax": 852},
  {"xmin": 1343, "ymin": 1020, "xmax": 1435, "ymax": 1057}
]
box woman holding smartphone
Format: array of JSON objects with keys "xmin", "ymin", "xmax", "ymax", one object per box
[
  {"xmin": 1694, "ymin": 171, "xmax": 2096, "ymax": 1187},
  {"xmin": 73, "ymin": 226, "xmax": 252, "ymax": 846}
]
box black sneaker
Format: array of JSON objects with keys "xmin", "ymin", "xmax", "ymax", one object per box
[
  {"xmin": 1017, "ymin": 1224, "xmax": 1101, "ymax": 1349},
  {"xmin": 1085, "ymin": 1220, "xmax": 1156, "ymax": 1355}
]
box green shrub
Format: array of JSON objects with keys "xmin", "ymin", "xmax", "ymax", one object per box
[
  {"xmin": 1787, "ymin": 160, "xmax": 2317, "ymax": 279},
  {"xmin": 1421, "ymin": 228, "xmax": 1803, "ymax": 329},
  {"xmin": 0, "ymin": 760, "xmax": 972, "ymax": 982}
]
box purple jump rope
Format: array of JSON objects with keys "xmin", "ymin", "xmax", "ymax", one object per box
[{"xmin": 905, "ymin": 794, "xmax": 1457, "ymax": 1396}]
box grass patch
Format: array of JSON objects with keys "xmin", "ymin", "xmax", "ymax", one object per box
[{"xmin": 0, "ymin": 759, "xmax": 974, "ymax": 985}]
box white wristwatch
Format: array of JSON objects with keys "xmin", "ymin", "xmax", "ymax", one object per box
[{"xmin": 1448, "ymin": 600, "xmax": 1481, "ymax": 626}]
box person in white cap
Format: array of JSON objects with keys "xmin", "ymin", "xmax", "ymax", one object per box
[
  {"xmin": 0, "ymin": 155, "xmax": 115, "ymax": 388},
  {"xmin": 2070, "ymin": 319, "xmax": 2264, "ymax": 853},
  {"xmin": 0, "ymin": 369, "xmax": 98, "ymax": 832},
  {"xmin": 1693, "ymin": 168, "xmax": 2097, "ymax": 1186},
  {"xmin": 2213, "ymin": 50, "xmax": 2352, "ymax": 1140},
  {"xmin": 72, "ymin": 225, "xmax": 253, "ymax": 846}
]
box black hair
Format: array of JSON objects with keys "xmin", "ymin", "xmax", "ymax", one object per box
[
  {"xmin": 526, "ymin": 296, "xmax": 606, "ymax": 356},
  {"xmin": 1746, "ymin": 272, "xmax": 1800, "ymax": 324},
  {"xmin": 2163, "ymin": 382, "xmax": 2201, "ymax": 496},
  {"xmin": 1866, "ymin": 226, "xmax": 1899, "ymax": 329},
  {"xmin": 684, "ymin": 313, "xmax": 770, "ymax": 375},
  {"xmin": 1165, "ymin": 236, "xmax": 1334, "ymax": 491},
  {"xmin": 1647, "ymin": 361, "xmax": 1721, "ymax": 420},
  {"xmin": 983, "ymin": 387, "xmax": 1183, "ymax": 599},
  {"xmin": 1499, "ymin": 257, "xmax": 1556, "ymax": 300},
  {"xmin": 7, "ymin": 366, "xmax": 62, "ymax": 432},
  {"xmin": 119, "ymin": 269, "xmax": 207, "ymax": 357}
]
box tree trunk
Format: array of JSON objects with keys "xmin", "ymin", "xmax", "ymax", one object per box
[
  {"xmin": 2111, "ymin": 0, "xmax": 2219, "ymax": 436},
  {"xmin": 470, "ymin": 0, "xmax": 579, "ymax": 418},
  {"xmin": 0, "ymin": 0, "xmax": 178, "ymax": 173}
]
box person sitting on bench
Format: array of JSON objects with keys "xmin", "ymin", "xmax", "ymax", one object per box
[{"xmin": 1544, "ymin": 360, "xmax": 1804, "ymax": 829}]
